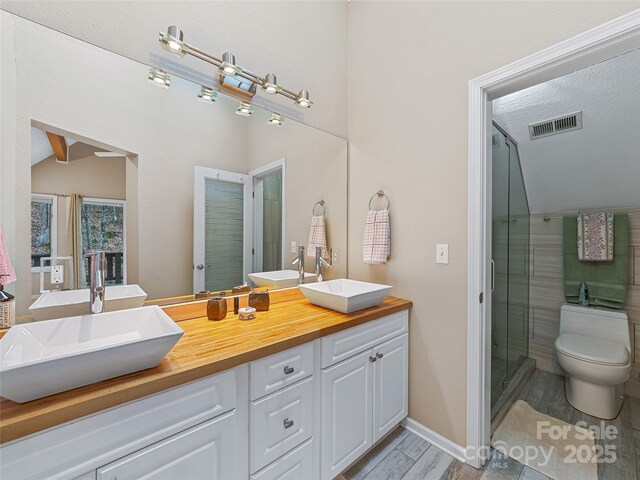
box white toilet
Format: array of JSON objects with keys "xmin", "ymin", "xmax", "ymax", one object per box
[{"xmin": 555, "ymin": 303, "xmax": 631, "ymax": 419}]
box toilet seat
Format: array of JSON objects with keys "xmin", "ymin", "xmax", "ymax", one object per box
[{"xmin": 555, "ymin": 333, "xmax": 630, "ymax": 366}]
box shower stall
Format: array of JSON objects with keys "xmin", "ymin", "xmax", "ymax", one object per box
[{"xmin": 491, "ymin": 122, "xmax": 531, "ymax": 414}]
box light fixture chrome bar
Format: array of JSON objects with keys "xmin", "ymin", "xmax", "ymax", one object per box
[{"xmin": 159, "ymin": 26, "xmax": 312, "ymax": 107}]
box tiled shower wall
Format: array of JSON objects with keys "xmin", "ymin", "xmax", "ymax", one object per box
[{"xmin": 528, "ymin": 212, "xmax": 640, "ymax": 397}]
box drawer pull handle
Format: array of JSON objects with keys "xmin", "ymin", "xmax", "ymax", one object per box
[
  {"xmin": 376, "ymin": 352, "xmax": 384, "ymax": 359},
  {"xmin": 284, "ymin": 366, "xmax": 295, "ymax": 375},
  {"xmin": 284, "ymin": 418, "xmax": 294, "ymax": 429},
  {"xmin": 369, "ymin": 356, "xmax": 377, "ymax": 362}
]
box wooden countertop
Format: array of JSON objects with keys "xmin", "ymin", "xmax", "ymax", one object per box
[{"xmin": 0, "ymin": 295, "xmax": 411, "ymax": 444}]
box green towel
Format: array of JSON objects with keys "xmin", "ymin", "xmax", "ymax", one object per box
[{"xmin": 563, "ymin": 214, "xmax": 629, "ymax": 309}]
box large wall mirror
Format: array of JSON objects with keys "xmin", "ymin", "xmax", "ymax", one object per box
[{"xmin": 1, "ymin": 13, "xmax": 348, "ymax": 318}]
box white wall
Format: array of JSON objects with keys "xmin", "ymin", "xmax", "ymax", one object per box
[
  {"xmin": 347, "ymin": 1, "xmax": 640, "ymax": 447},
  {"xmin": 0, "ymin": 0, "xmax": 348, "ymax": 138}
]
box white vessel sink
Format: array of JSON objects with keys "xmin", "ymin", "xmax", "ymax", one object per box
[
  {"xmin": 298, "ymin": 279, "xmax": 393, "ymax": 313},
  {"xmin": 0, "ymin": 305, "xmax": 183, "ymax": 403},
  {"xmin": 29, "ymin": 284, "xmax": 148, "ymax": 321},
  {"xmin": 249, "ymin": 270, "xmax": 317, "ymax": 289}
]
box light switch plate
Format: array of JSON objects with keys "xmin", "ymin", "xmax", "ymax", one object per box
[
  {"xmin": 51, "ymin": 265, "xmax": 65, "ymax": 284},
  {"xmin": 290, "ymin": 241, "xmax": 297, "ymax": 254},
  {"xmin": 436, "ymin": 244, "xmax": 449, "ymax": 264}
]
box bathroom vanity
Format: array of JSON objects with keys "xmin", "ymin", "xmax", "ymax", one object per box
[{"xmin": 0, "ymin": 293, "xmax": 411, "ymax": 480}]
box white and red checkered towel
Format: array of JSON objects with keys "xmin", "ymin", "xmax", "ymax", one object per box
[
  {"xmin": 307, "ymin": 215, "xmax": 328, "ymax": 259},
  {"xmin": 363, "ymin": 209, "xmax": 390, "ymax": 264}
]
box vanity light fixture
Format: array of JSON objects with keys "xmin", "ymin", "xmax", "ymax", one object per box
[
  {"xmin": 198, "ymin": 86, "xmax": 217, "ymax": 103},
  {"xmin": 158, "ymin": 26, "xmax": 313, "ymax": 108},
  {"xmin": 268, "ymin": 113, "xmax": 284, "ymax": 126},
  {"xmin": 236, "ymin": 102, "xmax": 254, "ymax": 117},
  {"xmin": 148, "ymin": 68, "xmax": 171, "ymax": 88},
  {"xmin": 262, "ymin": 73, "xmax": 279, "ymax": 94},
  {"xmin": 295, "ymin": 90, "xmax": 312, "ymax": 108},
  {"xmin": 220, "ymin": 52, "xmax": 238, "ymax": 75},
  {"xmin": 159, "ymin": 25, "xmax": 187, "ymax": 56}
]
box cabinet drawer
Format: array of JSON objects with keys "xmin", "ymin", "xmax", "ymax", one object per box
[
  {"xmin": 321, "ymin": 311, "xmax": 408, "ymax": 368},
  {"xmin": 250, "ymin": 342, "xmax": 314, "ymax": 401},
  {"xmin": 250, "ymin": 377, "xmax": 314, "ymax": 473},
  {"xmin": 97, "ymin": 410, "xmax": 237, "ymax": 480},
  {"xmin": 251, "ymin": 439, "xmax": 313, "ymax": 480}
]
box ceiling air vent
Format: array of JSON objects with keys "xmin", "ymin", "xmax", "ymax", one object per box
[{"xmin": 528, "ymin": 111, "xmax": 582, "ymax": 140}]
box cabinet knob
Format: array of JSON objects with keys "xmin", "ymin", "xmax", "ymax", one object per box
[
  {"xmin": 376, "ymin": 352, "xmax": 384, "ymax": 359},
  {"xmin": 284, "ymin": 366, "xmax": 295, "ymax": 375},
  {"xmin": 369, "ymin": 356, "xmax": 377, "ymax": 362},
  {"xmin": 284, "ymin": 418, "xmax": 294, "ymax": 429}
]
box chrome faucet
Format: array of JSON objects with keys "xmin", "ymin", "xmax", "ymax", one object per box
[
  {"xmin": 315, "ymin": 246, "xmax": 331, "ymax": 282},
  {"xmin": 291, "ymin": 246, "xmax": 305, "ymax": 284},
  {"xmin": 89, "ymin": 251, "xmax": 106, "ymax": 314}
]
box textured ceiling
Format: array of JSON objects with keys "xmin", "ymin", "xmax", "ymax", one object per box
[{"xmin": 492, "ymin": 48, "xmax": 640, "ymax": 215}]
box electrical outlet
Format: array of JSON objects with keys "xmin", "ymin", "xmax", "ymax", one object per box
[
  {"xmin": 290, "ymin": 241, "xmax": 297, "ymax": 254},
  {"xmin": 332, "ymin": 249, "xmax": 340, "ymax": 264},
  {"xmin": 51, "ymin": 265, "xmax": 65, "ymax": 284},
  {"xmin": 436, "ymin": 244, "xmax": 449, "ymax": 264}
]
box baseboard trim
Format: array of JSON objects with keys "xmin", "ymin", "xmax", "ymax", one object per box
[{"xmin": 401, "ymin": 417, "xmax": 467, "ymax": 463}]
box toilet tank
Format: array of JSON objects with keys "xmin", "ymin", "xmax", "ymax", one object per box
[{"xmin": 560, "ymin": 303, "xmax": 630, "ymax": 350}]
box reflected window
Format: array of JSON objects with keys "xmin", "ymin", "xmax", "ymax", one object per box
[
  {"xmin": 31, "ymin": 194, "xmax": 57, "ymax": 271},
  {"xmin": 81, "ymin": 198, "xmax": 126, "ymax": 286}
]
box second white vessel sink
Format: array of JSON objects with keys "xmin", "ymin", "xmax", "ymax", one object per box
[
  {"xmin": 249, "ymin": 270, "xmax": 317, "ymax": 289},
  {"xmin": 0, "ymin": 305, "xmax": 183, "ymax": 403},
  {"xmin": 298, "ymin": 279, "xmax": 392, "ymax": 313},
  {"xmin": 29, "ymin": 284, "xmax": 148, "ymax": 321}
]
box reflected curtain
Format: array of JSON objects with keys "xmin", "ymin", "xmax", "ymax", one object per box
[{"xmin": 67, "ymin": 194, "xmax": 83, "ymax": 289}]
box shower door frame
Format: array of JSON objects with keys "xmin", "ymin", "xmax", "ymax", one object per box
[{"xmin": 466, "ymin": 10, "xmax": 640, "ymax": 469}]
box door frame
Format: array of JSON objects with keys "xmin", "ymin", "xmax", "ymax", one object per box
[
  {"xmin": 193, "ymin": 166, "xmax": 253, "ymax": 293},
  {"xmin": 249, "ymin": 158, "xmax": 286, "ymax": 273},
  {"xmin": 466, "ymin": 10, "xmax": 640, "ymax": 468}
]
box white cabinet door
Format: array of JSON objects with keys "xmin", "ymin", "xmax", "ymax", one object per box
[
  {"xmin": 373, "ymin": 333, "xmax": 409, "ymax": 443},
  {"xmin": 321, "ymin": 349, "xmax": 373, "ymax": 480},
  {"xmin": 97, "ymin": 410, "xmax": 239, "ymax": 480}
]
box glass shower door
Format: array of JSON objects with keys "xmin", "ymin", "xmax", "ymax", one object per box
[
  {"xmin": 507, "ymin": 138, "xmax": 530, "ymax": 378},
  {"xmin": 491, "ymin": 126, "xmax": 510, "ymax": 402},
  {"xmin": 491, "ymin": 123, "xmax": 530, "ymax": 409}
]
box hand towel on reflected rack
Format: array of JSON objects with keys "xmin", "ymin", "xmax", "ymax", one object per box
[
  {"xmin": 363, "ymin": 209, "xmax": 390, "ymax": 264},
  {"xmin": 577, "ymin": 212, "xmax": 614, "ymax": 261},
  {"xmin": 0, "ymin": 226, "xmax": 17, "ymax": 285},
  {"xmin": 307, "ymin": 215, "xmax": 328, "ymax": 259}
]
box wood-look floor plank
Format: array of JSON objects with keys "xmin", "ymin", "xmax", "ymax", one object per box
[
  {"xmin": 344, "ymin": 427, "xmax": 411, "ymax": 480},
  {"xmin": 397, "ymin": 431, "xmax": 433, "ymax": 461},
  {"xmin": 440, "ymin": 460, "xmax": 484, "ymax": 480},
  {"xmin": 363, "ymin": 449, "xmax": 415, "ymax": 480},
  {"xmin": 518, "ymin": 466, "xmax": 549, "ymax": 480},
  {"xmin": 400, "ymin": 445, "xmax": 453, "ymax": 480}
]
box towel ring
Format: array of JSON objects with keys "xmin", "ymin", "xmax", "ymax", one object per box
[
  {"xmin": 369, "ymin": 191, "xmax": 390, "ymax": 211},
  {"xmin": 313, "ymin": 200, "xmax": 325, "ymax": 216}
]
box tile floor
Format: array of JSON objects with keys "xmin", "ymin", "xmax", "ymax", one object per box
[{"xmin": 341, "ymin": 369, "xmax": 640, "ymax": 480}]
